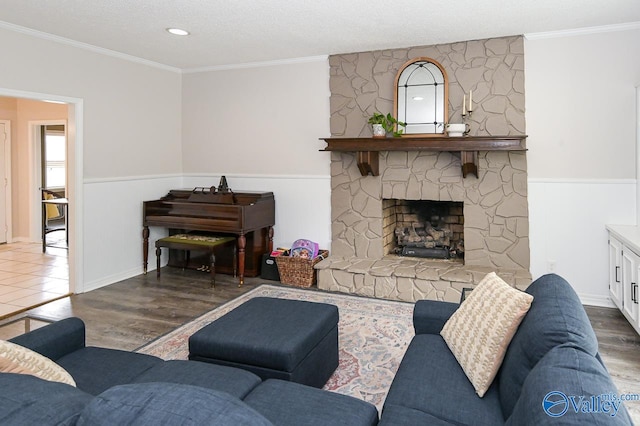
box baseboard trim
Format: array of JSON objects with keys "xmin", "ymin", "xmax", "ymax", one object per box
[
  {"xmin": 579, "ymin": 293, "xmax": 616, "ymax": 308},
  {"xmin": 82, "ymin": 266, "xmax": 153, "ymax": 293}
]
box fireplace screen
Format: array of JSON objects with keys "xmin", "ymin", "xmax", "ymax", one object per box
[{"xmin": 383, "ymin": 199, "xmax": 464, "ymax": 260}]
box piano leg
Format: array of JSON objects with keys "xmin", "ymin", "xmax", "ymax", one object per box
[
  {"xmin": 209, "ymin": 251, "xmax": 216, "ymax": 288},
  {"xmin": 156, "ymin": 246, "xmax": 161, "ymax": 278},
  {"xmin": 268, "ymin": 226, "xmax": 274, "ymax": 253},
  {"xmin": 143, "ymin": 226, "xmax": 150, "ymax": 274},
  {"xmin": 233, "ymin": 240, "xmax": 238, "ymax": 278},
  {"xmin": 238, "ymin": 233, "xmax": 246, "ymax": 287}
]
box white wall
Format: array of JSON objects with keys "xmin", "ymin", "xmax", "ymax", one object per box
[
  {"xmin": 528, "ymin": 179, "xmax": 635, "ymax": 305},
  {"xmin": 525, "ymin": 26, "xmax": 640, "ymax": 305},
  {"xmin": 181, "ymin": 59, "xmax": 332, "ymax": 248},
  {"xmin": 0, "ymin": 28, "xmax": 183, "ymax": 179},
  {"xmin": 0, "ymin": 26, "xmax": 183, "ymax": 293},
  {"xmin": 0, "ymin": 25, "xmax": 332, "ymax": 292},
  {"xmin": 83, "ymin": 175, "xmax": 182, "ymax": 291},
  {"xmin": 181, "ymin": 58, "xmax": 331, "ymax": 176}
]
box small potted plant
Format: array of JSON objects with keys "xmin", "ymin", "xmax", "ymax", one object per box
[{"xmin": 368, "ymin": 112, "xmax": 406, "ymax": 138}]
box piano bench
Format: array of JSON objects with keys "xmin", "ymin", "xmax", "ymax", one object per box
[{"xmin": 155, "ymin": 234, "xmax": 237, "ymax": 287}]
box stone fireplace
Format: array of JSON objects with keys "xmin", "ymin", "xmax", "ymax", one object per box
[
  {"xmin": 316, "ymin": 35, "xmax": 532, "ymax": 303},
  {"xmin": 316, "ymin": 149, "xmax": 532, "ymax": 302}
]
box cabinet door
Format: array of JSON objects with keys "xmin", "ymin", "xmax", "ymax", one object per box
[
  {"xmin": 609, "ymin": 237, "xmax": 623, "ymax": 309},
  {"xmin": 622, "ymin": 249, "xmax": 639, "ymax": 323},
  {"xmin": 635, "ymin": 261, "xmax": 640, "ymax": 326}
]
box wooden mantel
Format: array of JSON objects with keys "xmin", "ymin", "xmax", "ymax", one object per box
[{"xmin": 321, "ymin": 135, "xmax": 527, "ymax": 177}]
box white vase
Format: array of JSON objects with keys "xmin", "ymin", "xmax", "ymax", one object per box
[{"xmin": 372, "ymin": 124, "xmax": 386, "ymax": 138}]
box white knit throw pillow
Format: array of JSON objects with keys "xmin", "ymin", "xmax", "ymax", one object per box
[
  {"xmin": 0, "ymin": 340, "xmax": 76, "ymax": 386},
  {"xmin": 440, "ymin": 272, "xmax": 533, "ymax": 397}
]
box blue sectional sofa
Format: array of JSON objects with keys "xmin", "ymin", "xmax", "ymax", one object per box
[
  {"xmin": 0, "ymin": 273, "xmax": 633, "ymax": 425},
  {"xmin": 0, "ymin": 317, "xmax": 377, "ymax": 426},
  {"xmin": 379, "ymin": 273, "xmax": 633, "ymax": 425}
]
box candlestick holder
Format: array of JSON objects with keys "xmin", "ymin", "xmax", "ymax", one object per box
[
  {"xmin": 461, "ymin": 89, "xmax": 474, "ymax": 120},
  {"xmin": 461, "ymin": 109, "xmax": 472, "ymax": 136}
]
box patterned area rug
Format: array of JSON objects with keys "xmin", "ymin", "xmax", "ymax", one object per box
[{"xmin": 137, "ymin": 284, "xmax": 415, "ymax": 412}]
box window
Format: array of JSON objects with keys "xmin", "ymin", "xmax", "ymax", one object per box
[{"xmin": 42, "ymin": 126, "xmax": 66, "ymax": 189}]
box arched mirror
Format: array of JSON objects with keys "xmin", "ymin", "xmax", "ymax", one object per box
[{"xmin": 395, "ymin": 57, "xmax": 448, "ymax": 135}]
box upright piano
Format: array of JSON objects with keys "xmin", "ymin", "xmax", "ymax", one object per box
[{"xmin": 143, "ymin": 188, "xmax": 275, "ymax": 285}]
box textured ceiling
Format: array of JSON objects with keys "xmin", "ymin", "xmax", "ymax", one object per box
[{"xmin": 0, "ymin": 0, "xmax": 639, "ymax": 70}]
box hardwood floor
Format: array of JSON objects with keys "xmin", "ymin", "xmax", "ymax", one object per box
[
  {"xmin": 1, "ymin": 269, "xmax": 639, "ymax": 420},
  {"xmin": 584, "ymin": 304, "xmax": 640, "ymax": 421},
  {"xmin": 4, "ymin": 267, "xmax": 265, "ymax": 349}
]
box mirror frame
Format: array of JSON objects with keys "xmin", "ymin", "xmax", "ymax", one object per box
[{"xmin": 394, "ymin": 57, "xmax": 449, "ymax": 136}]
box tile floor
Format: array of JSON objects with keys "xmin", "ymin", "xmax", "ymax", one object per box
[{"xmin": 0, "ymin": 239, "xmax": 69, "ymax": 319}]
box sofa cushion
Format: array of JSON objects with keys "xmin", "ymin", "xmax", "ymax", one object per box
[
  {"xmin": 379, "ymin": 404, "xmax": 459, "ymax": 425},
  {"xmin": 0, "ymin": 373, "xmax": 92, "ymax": 425},
  {"xmin": 56, "ymin": 346, "xmax": 162, "ymax": 395},
  {"xmin": 0, "ymin": 339, "xmax": 76, "ymax": 386},
  {"xmin": 505, "ymin": 345, "xmax": 632, "ymax": 425},
  {"xmin": 382, "ymin": 334, "xmax": 505, "ymax": 426},
  {"xmin": 132, "ymin": 360, "xmax": 262, "ymax": 398},
  {"xmin": 244, "ymin": 379, "xmax": 378, "ymax": 426},
  {"xmin": 440, "ymin": 272, "xmax": 533, "ymax": 397},
  {"xmin": 498, "ymin": 273, "xmax": 599, "ymax": 418},
  {"xmin": 76, "ymin": 382, "xmax": 273, "ymax": 426}
]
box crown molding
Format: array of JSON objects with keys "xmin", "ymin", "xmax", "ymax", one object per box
[
  {"xmin": 525, "ymin": 21, "xmax": 640, "ymax": 40},
  {"xmin": 0, "ymin": 20, "xmax": 182, "ymax": 73},
  {"xmin": 182, "ymin": 55, "xmax": 329, "ymax": 74}
]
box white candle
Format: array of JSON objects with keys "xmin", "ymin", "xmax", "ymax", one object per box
[
  {"xmin": 469, "ymin": 90, "xmax": 473, "ymax": 112},
  {"xmin": 463, "ymin": 94, "xmax": 467, "ymax": 115}
]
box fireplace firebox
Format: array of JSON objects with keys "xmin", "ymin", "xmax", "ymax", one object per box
[{"xmin": 383, "ymin": 199, "xmax": 464, "ymax": 261}]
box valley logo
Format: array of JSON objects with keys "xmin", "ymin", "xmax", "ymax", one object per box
[{"xmin": 543, "ymin": 391, "xmax": 628, "ymax": 418}]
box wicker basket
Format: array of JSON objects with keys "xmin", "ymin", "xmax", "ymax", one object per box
[{"xmin": 275, "ymin": 250, "xmax": 329, "ymax": 287}]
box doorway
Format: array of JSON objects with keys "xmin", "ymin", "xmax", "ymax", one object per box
[
  {"xmin": 0, "ymin": 114, "xmax": 71, "ymax": 320},
  {"xmin": 38, "ymin": 123, "xmax": 67, "ymax": 250},
  {"xmin": 0, "ymin": 88, "xmax": 83, "ymax": 297}
]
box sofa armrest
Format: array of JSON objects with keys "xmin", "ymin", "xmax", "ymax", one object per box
[
  {"xmin": 413, "ymin": 300, "xmax": 459, "ymax": 335},
  {"xmin": 9, "ymin": 317, "xmax": 86, "ymax": 361}
]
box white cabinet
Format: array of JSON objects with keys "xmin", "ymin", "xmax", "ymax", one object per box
[{"xmin": 607, "ymin": 229, "xmax": 640, "ymax": 335}]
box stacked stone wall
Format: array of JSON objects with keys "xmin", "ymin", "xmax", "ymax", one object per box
[{"xmin": 319, "ymin": 35, "xmax": 531, "ymax": 302}]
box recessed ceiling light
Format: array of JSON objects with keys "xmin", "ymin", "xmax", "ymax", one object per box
[
  {"xmin": 166, "ymin": 28, "xmax": 190, "ymax": 36},
  {"xmin": 412, "ymin": 96, "xmax": 424, "ymax": 101}
]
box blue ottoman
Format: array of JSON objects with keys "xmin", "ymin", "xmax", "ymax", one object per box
[{"xmin": 188, "ymin": 297, "xmax": 339, "ymax": 388}]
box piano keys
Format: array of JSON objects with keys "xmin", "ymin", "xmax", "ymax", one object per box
[{"xmin": 143, "ymin": 188, "xmax": 275, "ymax": 285}]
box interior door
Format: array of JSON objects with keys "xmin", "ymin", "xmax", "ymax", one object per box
[
  {"xmin": 622, "ymin": 248, "xmax": 639, "ymax": 322},
  {"xmin": 0, "ymin": 122, "xmax": 7, "ymax": 243}
]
